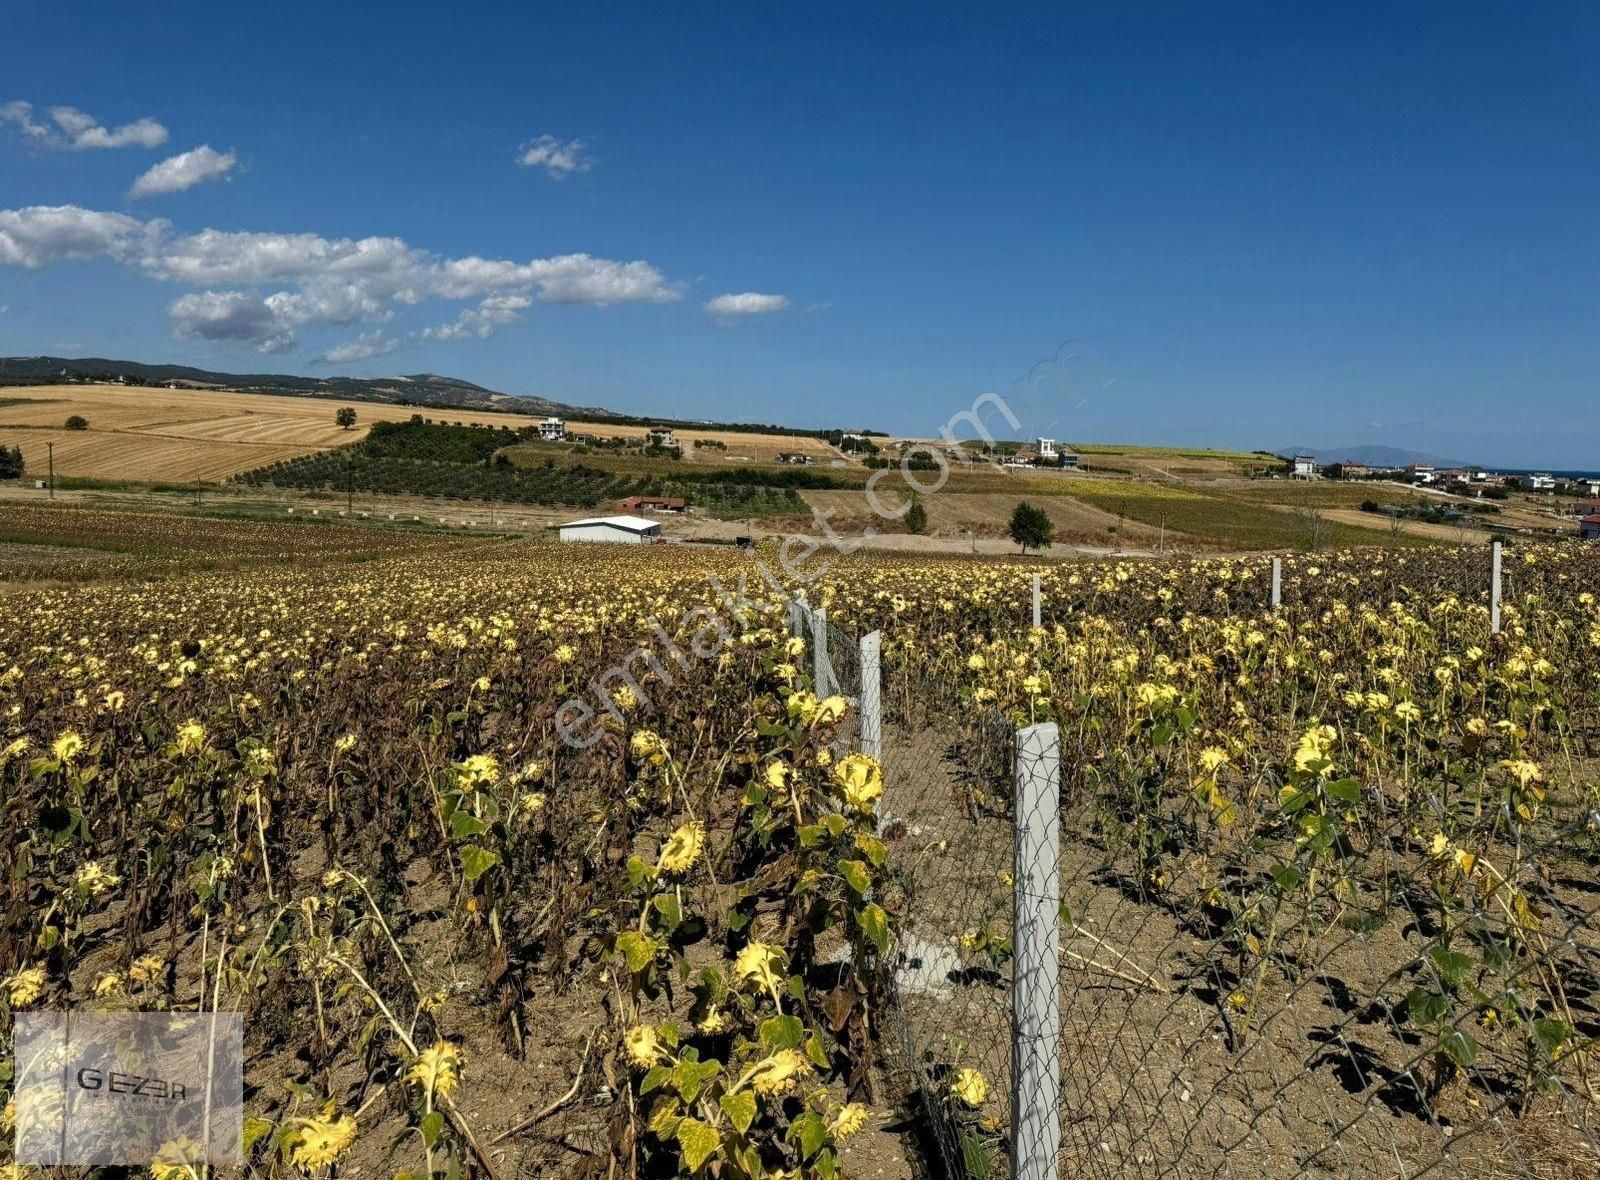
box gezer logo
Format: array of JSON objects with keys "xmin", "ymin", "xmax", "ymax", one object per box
[{"xmin": 75, "ymin": 1068, "xmax": 188, "ymax": 1102}]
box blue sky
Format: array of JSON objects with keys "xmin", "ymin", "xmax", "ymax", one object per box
[{"xmin": 1, "ymin": 2, "xmax": 1596, "ymax": 466}]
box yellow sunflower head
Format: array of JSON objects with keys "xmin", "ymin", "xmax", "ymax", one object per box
[
  {"xmin": 406, "ymin": 1041, "xmax": 464, "ymax": 1101},
  {"xmin": 656, "ymin": 821, "xmax": 705, "ymax": 875}
]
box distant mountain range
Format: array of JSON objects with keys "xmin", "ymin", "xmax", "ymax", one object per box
[
  {"xmin": 1280, "ymin": 444, "xmax": 1468, "ymax": 469},
  {"xmin": 0, "ymin": 356, "xmax": 614, "ymax": 418}
]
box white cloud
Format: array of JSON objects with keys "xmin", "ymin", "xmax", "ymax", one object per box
[
  {"xmin": 422, "ymin": 293, "xmax": 533, "ymax": 342},
  {"xmin": 0, "ymin": 204, "xmax": 679, "ymax": 352},
  {"xmin": 129, "ymin": 145, "xmax": 237, "ymax": 198},
  {"xmin": 0, "ymin": 102, "xmax": 51, "ymax": 142},
  {"xmin": 319, "ymin": 331, "xmax": 403, "ymax": 364},
  {"xmin": 527, "ymin": 256, "xmax": 679, "ymax": 304},
  {"xmin": 516, "ymin": 134, "xmax": 591, "ymax": 178},
  {"xmin": 705, "ymin": 292, "xmax": 791, "ymax": 318},
  {"xmin": 1, "ymin": 101, "xmax": 168, "ymax": 150},
  {"xmin": 169, "ymin": 291, "xmax": 294, "ymax": 353},
  {"xmin": 0, "ymin": 205, "xmax": 157, "ymax": 268}
]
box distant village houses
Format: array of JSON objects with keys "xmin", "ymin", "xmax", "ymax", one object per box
[
  {"xmin": 646, "ymin": 426, "xmax": 677, "ymax": 448},
  {"xmin": 1581, "ymin": 515, "xmax": 1600, "ymax": 541},
  {"xmin": 774, "ymin": 451, "xmax": 813, "ymax": 465},
  {"xmin": 1519, "ymin": 472, "xmax": 1557, "ymax": 492},
  {"xmin": 538, "ymin": 416, "xmax": 566, "ymax": 441},
  {"xmin": 1291, "ymin": 454, "xmax": 1318, "ymax": 478}
]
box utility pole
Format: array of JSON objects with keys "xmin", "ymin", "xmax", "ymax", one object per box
[{"xmin": 46, "ymin": 442, "xmax": 54, "ymax": 499}]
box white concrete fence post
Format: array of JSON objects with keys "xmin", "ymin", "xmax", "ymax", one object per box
[
  {"xmin": 1491, "ymin": 540, "xmax": 1503, "ymax": 634},
  {"xmin": 1032, "ymin": 573, "xmax": 1042, "ymax": 629},
  {"xmin": 1012, "ymin": 721, "xmax": 1062, "ymax": 1180},
  {"xmin": 789, "ymin": 592, "xmax": 806, "ymax": 639},
  {"xmin": 858, "ymin": 631, "xmax": 882, "ymax": 760},
  {"xmin": 812, "ymin": 606, "xmax": 833, "ymax": 697},
  {"xmin": 1271, "ymin": 557, "xmax": 1282, "ymax": 609}
]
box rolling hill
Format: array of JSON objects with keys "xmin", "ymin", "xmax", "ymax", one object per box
[{"xmin": 0, "ymin": 356, "xmax": 609, "ymax": 418}]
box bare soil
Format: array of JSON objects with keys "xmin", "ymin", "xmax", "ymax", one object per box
[{"xmin": 877, "ymin": 722, "xmax": 1600, "ymax": 1180}]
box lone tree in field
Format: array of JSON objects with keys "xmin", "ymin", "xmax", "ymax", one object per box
[
  {"xmin": 1009, "ymin": 500, "xmax": 1053, "ymax": 553},
  {"xmin": 64, "ymin": 415, "xmax": 89, "ymax": 431},
  {"xmin": 0, "ymin": 444, "xmax": 23, "ymax": 480},
  {"xmin": 336, "ymin": 407, "xmax": 358, "ymax": 430},
  {"xmin": 904, "ymin": 497, "xmax": 927, "ymax": 535}
]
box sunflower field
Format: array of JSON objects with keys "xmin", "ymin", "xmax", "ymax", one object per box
[{"xmin": 0, "ymin": 514, "xmax": 1596, "ymax": 1179}]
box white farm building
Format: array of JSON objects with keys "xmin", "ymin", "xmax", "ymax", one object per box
[{"xmin": 557, "ymin": 515, "xmax": 663, "ymax": 544}]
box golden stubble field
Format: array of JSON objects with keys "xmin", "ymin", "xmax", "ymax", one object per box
[{"xmin": 0, "ymin": 385, "xmax": 841, "ymax": 481}]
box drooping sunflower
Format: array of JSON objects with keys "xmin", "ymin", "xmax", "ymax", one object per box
[
  {"xmin": 287, "ymin": 1112, "xmax": 357, "ymax": 1170},
  {"xmin": 656, "ymin": 821, "xmax": 704, "ymax": 875},
  {"xmin": 831, "ymin": 754, "xmax": 883, "ymax": 813},
  {"xmin": 732, "ymin": 941, "xmax": 785, "ymax": 993},
  {"xmin": 406, "ymin": 1041, "xmax": 464, "ymax": 1101},
  {"xmin": 948, "ymin": 1067, "xmax": 988, "ymax": 1108}
]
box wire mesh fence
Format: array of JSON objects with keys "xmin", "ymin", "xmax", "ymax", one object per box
[
  {"xmin": 791, "ymin": 594, "xmax": 863, "ymax": 751},
  {"xmin": 1046, "ymin": 762, "xmax": 1599, "ymax": 1179},
  {"xmin": 862, "ymin": 539, "xmax": 1599, "ymax": 1180},
  {"xmin": 880, "ymin": 703, "xmax": 1020, "ymax": 1179}
]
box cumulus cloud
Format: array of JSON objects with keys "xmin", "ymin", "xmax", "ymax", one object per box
[
  {"xmin": 1, "ymin": 101, "xmax": 168, "ymax": 150},
  {"xmin": 516, "ymin": 134, "xmax": 591, "ymax": 178},
  {"xmin": 0, "ymin": 205, "xmax": 158, "ymax": 268},
  {"xmin": 129, "ymin": 145, "xmax": 237, "ymax": 198},
  {"xmin": 319, "ymin": 331, "xmax": 403, "ymax": 364},
  {"xmin": 0, "ymin": 203, "xmax": 680, "ymax": 353},
  {"xmin": 169, "ymin": 291, "xmax": 294, "ymax": 353},
  {"xmin": 705, "ymin": 292, "xmax": 791, "ymax": 318},
  {"xmin": 421, "ymin": 293, "xmax": 533, "ymax": 342}
]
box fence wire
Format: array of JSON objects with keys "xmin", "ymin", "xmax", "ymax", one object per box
[
  {"xmin": 876, "ymin": 670, "xmax": 1022, "ymax": 1177},
  {"xmin": 1045, "ymin": 782, "xmax": 1599, "ymax": 1180},
  {"xmin": 869, "ymin": 541, "xmax": 1599, "ymax": 1180}
]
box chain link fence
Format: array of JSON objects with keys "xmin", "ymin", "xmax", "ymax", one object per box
[
  {"xmin": 863, "ymin": 541, "xmax": 1598, "ymax": 1179},
  {"xmin": 881, "ymin": 702, "xmax": 1021, "ymax": 1179}
]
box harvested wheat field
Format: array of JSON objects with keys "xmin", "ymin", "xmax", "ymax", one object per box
[
  {"xmin": 0, "ymin": 385, "xmax": 565, "ymax": 481},
  {"xmin": 0, "ymin": 385, "xmax": 840, "ymax": 482}
]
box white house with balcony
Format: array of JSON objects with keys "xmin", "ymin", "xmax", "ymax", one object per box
[
  {"xmin": 1519, "ymin": 472, "xmax": 1556, "ymax": 492},
  {"xmin": 1036, "ymin": 437, "xmax": 1057, "ymax": 459},
  {"xmin": 1292, "ymin": 454, "xmax": 1318, "ymax": 478},
  {"xmin": 538, "ymin": 416, "xmax": 566, "ymax": 441}
]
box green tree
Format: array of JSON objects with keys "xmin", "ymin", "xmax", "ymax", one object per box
[
  {"xmin": 64, "ymin": 415, "xmax": 89, "ymax": 431},
  {"xmin": 1008, "ymin": 500, "xmax": 1052, "ymax": 553},
  {"xmin": 0, "ymin": 444, "xmax": 23, "ymax": 480},
  {"xmin": 336, "ymin": 407, "xmax": 358, "ymax": 430},
  {"xmin": 904, "ymin": 498, "xmax": 927, "ymax": 535}
]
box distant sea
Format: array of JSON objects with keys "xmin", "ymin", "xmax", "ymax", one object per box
[{"xmin": 1494, "ymin": 468, "xmax": 1600, "ymax": 481}]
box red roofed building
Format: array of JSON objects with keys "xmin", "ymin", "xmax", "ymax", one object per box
[
  {"xmin": 1580, "ymin": 515, "xmax": 1600, "ymax": 540},
  {"xmin": 617, "ymin": 495, "xmax": 686, "ymax": 514}
]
